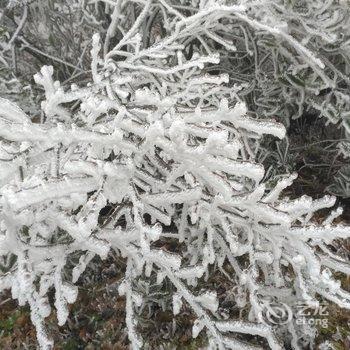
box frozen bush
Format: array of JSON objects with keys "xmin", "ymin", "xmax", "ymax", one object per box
[
  {"xmin": 0, "ymin": 1, "xmax": 350, "ymax": 349},
  {"xmin": 202, "ymin": 0, "xmax": 350, "ymax": 129}
]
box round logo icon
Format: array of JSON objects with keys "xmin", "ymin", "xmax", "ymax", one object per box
[{"xmin": 260, "ymin": 301, "xmax": 293, "ymax": 326}]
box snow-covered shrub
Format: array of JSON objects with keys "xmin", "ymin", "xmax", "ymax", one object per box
[
  {"xmin": 194, "ymin": 0, "xmax": 350, "ymax": 194},
  {"xmin": 2, "ymin": 0, "xmax": 350, "ymax": 191},
  {"xmin": 201, "ymin": 0, "xmax": 350, "ymax": 128},
  {"xmin": 0, "ymin": 0, "xmax": 99, "ymax": 76},
  {"xmin": 0, "ymin": 1, "xmax": 350, "ymax": 349}
]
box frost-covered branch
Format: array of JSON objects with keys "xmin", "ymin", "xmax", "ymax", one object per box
[{"xmin": 0, "ymin": 1, "xmax": 349, "ymax": 349}]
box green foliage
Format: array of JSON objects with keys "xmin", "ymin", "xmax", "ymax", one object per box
[{"xmin": 0, "ymin": 310, "xmax": 21, "ymax": 336}]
